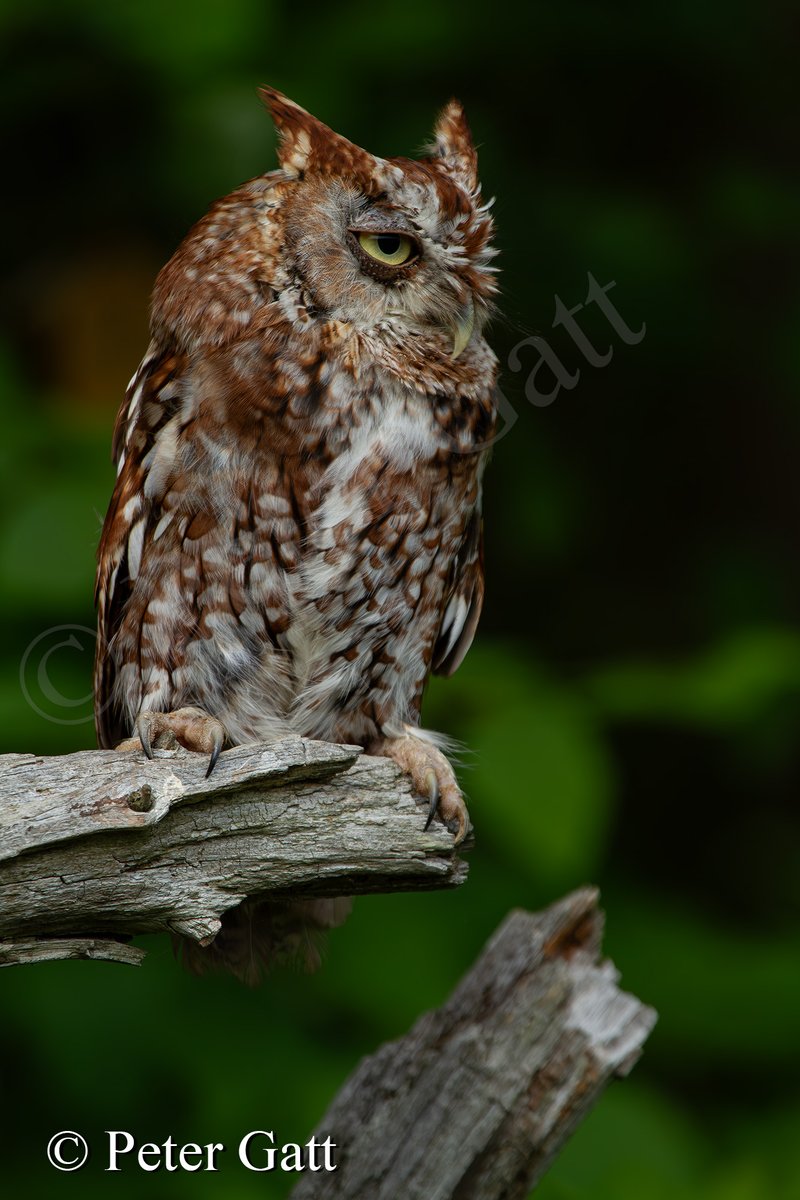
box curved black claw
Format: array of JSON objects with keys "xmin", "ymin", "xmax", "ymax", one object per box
[
  {"xmin": 205, "ymin": 730, "xmax": 224, "ymax": 779},
  {"xmin": 135, "ymin": 714, "xmax": 154, "ymax": 760},
  {"xmin": 423, "ymin": 768, "xmax": 439, "ymax": 831}
]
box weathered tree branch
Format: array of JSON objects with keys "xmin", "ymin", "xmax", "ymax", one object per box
[
  {"xmin": 290, "ymin": 888, "xmax": 657, "ymax": 1200},
  {"xmin": 0, "ymin": 738, "xmax": 465, "ymax": 966},
  {"xmin": 2, "ymin": 745, "xmax": 655, "ymax": 1193}
]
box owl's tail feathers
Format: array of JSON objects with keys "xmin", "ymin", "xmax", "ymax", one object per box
[{"xmin": 173, "ymin": 897, "xmax": 352, "ymax": 986}]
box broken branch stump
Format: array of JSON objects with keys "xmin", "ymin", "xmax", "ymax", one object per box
[{"xmin": 290, "ymin": 887, "xmax": 657, "ymax": 1200}]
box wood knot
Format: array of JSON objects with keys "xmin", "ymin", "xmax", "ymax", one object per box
[{"xmin": 127, "ymin": 784, "xmax": 154, "ymax": 813}]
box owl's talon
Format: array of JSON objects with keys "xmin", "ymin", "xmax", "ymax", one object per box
[
  {"xmin": 121, "ymin": 707, "xmax": 227, "ymax": 771},
  {"xmin": 135, "ymin": 713, "xmax": 155, "ymax": 760},
  {"xmin": 205, "ymin": 728, "xmax": 225, "ymax": 778},
  {"xmin": 423, "ymin": 768, "xmax": 439, "ymax": 830},
  {"xmin": 370, "ymin": 730, "xmax": 470, "ymax": 845}
]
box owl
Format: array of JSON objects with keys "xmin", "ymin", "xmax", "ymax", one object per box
[{"xmin": 94, "ymin": 87, "xmax": 498, "ymax": 974}]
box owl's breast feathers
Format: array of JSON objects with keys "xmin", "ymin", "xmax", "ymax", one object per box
[{"xmin": 95, "ymin": 318, "xmax": 495, "ymax": 750}]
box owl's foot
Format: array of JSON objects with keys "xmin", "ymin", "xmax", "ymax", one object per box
[
  {"xmin": 370, "ymin": 731, "xmax": 470, "ymax": 844},
  {"xmin": 117, "ymin": 707, "xmax": 226, "ymax": 778}
]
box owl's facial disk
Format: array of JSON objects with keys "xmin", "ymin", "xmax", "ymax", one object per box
[
  {"xmin": 261, "ymin": 87, "xmax": 496, "ymax": 360},
  {"xmin": 282, "ymin": 175, "xmax": 494, "ymax": 359}
]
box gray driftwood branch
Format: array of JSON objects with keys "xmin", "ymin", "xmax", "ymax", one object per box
[
  {"xmin": 0, "ymin": 737, "xmax": 465, "ymax": 966},
  {"xmin": 290, "ymin": 887, "xmax": 657, "ymax": 1200}
]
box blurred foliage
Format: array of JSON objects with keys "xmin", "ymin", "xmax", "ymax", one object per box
[{"xmin": 0, "ymin": 0, "xmax": 798, "ymax": 1196}]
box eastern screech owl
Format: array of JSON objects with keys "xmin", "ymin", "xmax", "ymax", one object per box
[{"xmin": 94, "ymin": 88, "xmax": 498, "ymax": 977}]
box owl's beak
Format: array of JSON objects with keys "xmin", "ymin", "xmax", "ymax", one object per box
[{"xmin": 451, "ymin": 297, "xmax": 475, "ymax": 359}]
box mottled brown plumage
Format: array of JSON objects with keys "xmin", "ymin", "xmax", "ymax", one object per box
[{"xmin": 94, "ymin": 88, "xmax": 498, "ymax": 979}]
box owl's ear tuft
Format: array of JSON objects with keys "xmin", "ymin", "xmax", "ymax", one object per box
[
  {"xmin": 259, "ymin": 86, "xmax": 318, "ymax": 176},
  {"xmin": 428, "ymin": 99, "xmax": 479, "ymax": 194},
  {"xmin": 259, "ymin": 86, "xmax": 386, "ymax": 187}
]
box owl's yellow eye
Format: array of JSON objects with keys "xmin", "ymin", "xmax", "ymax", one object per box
[{"xmin": 357, "ymin": 232, "xmax": 416, "ymax": 266}]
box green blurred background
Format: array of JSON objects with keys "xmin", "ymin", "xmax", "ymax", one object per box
[{"xmin": 1, "ymin": 0, "xmax": 798, "ymax": 1195}]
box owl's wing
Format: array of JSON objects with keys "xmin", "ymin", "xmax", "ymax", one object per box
[
  {"xmin": 432, "ymin": 507, "xmax": 485, "ymax": 678},
  {"xmin": 94, "ymin": 343, "xmax": 184, "ymax": 747}
]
